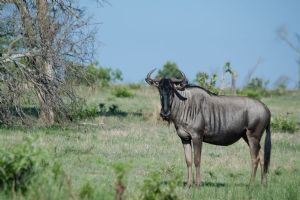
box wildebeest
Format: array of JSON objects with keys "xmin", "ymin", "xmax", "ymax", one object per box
[{"xmin": 145, "ymin": 69, "xmax": 271, "ymax": 187}]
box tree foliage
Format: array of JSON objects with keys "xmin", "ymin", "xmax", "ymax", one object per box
[
  {"xmin": 156, "ymin": 61, "xmax": 182, "ymax": 79},
  {"xmin": 194, "ymin": 72, "xmax": 219, "ymax": 94},
  {"xmin": 65, "ymin": 63, "xmax": 123, "ymax": 87}
]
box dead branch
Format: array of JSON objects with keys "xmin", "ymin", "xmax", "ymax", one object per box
[{"xmin": 0, "ymin": 0, "xmax": 100, "ymax": 126}]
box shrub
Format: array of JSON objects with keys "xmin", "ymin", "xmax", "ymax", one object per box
[
  {"xmin": 0, "ymin": 139, "xmax": 78, "ymax": 199},
  {"xmin": 99, "ymin": 103, "xmax": 106, "ymax": 113},
  {"xmin": 98, "ymin": 103, "xmax": 127, "ymax": 117},
  {"xmin": 237, "ymin": 89, "xmax": 262, "ymax": 100},
  {"xmin": 239, "ymin": 76, "xmax": 273, "ymax": 99},
  {"xmin": 112, "ymin": 87, "xmax": 134, "ymax": 98},
  {"xmin": 141, "ymin": 171, "xmax": 180, "ymax": 200},
  {"xmin": 108, "ymin": 104, "xmax": 120, "ymax": 113},
  {"xmin": 86, "ymin": 65, "xmax": 112, "ymax": 87},
  {"xmin": 25, "ymin": 160, "xmax": 75, "ymax": 200},
  {"xmin": 271, "ymin": 114, "xmax": 298, "ymax": 133},
  {"xmin": 69, "ymin": 105, "xmax": 99, "ymax": 120},
  {"xmin": 0, "ymin": 139, "xmax": 45, "ymax": 193}
]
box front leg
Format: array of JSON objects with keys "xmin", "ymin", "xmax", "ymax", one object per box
[
  {"xmin": 192, "ymin": 134, "xmax": 203, "ymax": 187},
  {"xmin": 181, "ymin": 139, "xmax": 192, "ymax": 187}
]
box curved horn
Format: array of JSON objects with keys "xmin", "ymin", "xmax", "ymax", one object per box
[{"xmin": 145, "ymin": 68, "xmax": 159, "ymax": 86}]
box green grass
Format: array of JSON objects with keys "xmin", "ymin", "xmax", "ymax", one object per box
[
  {"xmin": 262, "ymin": 90, "xmax": 300, "ymax": 122},
  {"xmin": 0, "ymin": 87, "xmax": 299, "ymax": 199}
]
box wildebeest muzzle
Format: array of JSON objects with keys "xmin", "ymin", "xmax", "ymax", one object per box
[{"xmin": 160, "ymin": 110, "xmax": 171, "ymax": 119}]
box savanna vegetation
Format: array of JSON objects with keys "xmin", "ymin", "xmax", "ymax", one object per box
[
  {"xmin": 1, "ymin": 1, "xmax": 300, "ymax": 199},
  {"xmin": 0, "ymin": 69, "xmax": 299, "ymax": 199}
]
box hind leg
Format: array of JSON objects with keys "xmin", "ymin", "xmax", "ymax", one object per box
[{"xmin": 245, "ymin": 130, "xmax": 261, "ymax": 184}]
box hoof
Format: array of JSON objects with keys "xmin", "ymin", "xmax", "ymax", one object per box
[{"xmin": 261, "ymin": 179, "xmax": 267, "ymax": 186}]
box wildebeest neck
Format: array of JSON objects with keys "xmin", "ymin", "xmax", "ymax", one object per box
[{"xmin": 170, "ymin": 88, "xmax": 208, "ymax": 124}]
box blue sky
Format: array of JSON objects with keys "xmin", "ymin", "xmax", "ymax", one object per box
[{"xmin": 80, "ymin": 0, "xmax": 300, "ymax": 88}]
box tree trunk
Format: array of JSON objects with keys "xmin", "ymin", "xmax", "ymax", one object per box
[
  {"xmin": 36, "ymin": 88, "xmax": 55, "ymax": 126},
  {"xmin": 220, "ymin": 70, "xmax": 225, "ymax": 95},
  {"xmin": 36, "ymin": 0, "xmax": 56, "ymax": 125},
  {"xmin": 14, "ymin": 0, "xmax": 56, "ymax": 125},
  {"xmin": 36, "ymin": 60, "xmax": 55, "ymax": 126}
]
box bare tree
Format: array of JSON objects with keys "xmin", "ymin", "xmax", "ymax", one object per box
[
  {"xmin": 0, "ymin": 0, "xmax": 100, "ymax": 126},
  {"xmin": 244, "ymin": 57, "xmax": 263, "ymax": 86},
  {"xmin": 221, "ymin": 62, "xmax": 237, "ymax": 95},
  {"xmin": 277, "ymin": 25, "xmax": 300, "ymax": 89}
]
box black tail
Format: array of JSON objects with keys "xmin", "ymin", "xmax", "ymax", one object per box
[{"xmin": 264, "ymin": 124, "xmax": 271, "ymax": 173}]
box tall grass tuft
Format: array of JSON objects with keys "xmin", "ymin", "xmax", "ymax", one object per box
[
  {"xmin": 112, "ymin": 162, "xmax": 132, "ymax": 200},
  {"xmin": 79, "ymin": 182, "xmax": 95, "ymax": 199}
]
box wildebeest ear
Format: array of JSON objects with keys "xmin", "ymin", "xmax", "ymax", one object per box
[
  {"xmin": 174, "ymin": 80, "xmax": 188, "ymax": 91},
  {"xmin": 171, "ymin": 70, "xmax": 188, "ymax": 90}
]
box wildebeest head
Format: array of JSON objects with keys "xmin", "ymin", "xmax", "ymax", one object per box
[{"xmin": 145, "ymin": 69, "xmax": 187, "ymax": 120}]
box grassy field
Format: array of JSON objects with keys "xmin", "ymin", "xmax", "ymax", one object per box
[{"xmin": 0, "ymin": 86, "xmax": 299, "ymax": 199}]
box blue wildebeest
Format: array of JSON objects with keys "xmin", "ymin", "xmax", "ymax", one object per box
[{"xmin": 145, "ymin": 69, "xmax": 271, "ymax": 187}]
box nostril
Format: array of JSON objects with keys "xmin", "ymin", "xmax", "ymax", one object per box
[{"xmin": 160, "ymin": 111, "xmax": 171, "ymax": 117}]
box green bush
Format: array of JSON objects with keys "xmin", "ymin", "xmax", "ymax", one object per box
[
  {"xmin": 0, "ymin": 139, "xmax": 85, "ymax": 199},
  {"xmin": 108, "ymin": 104, "xmax": 120, "ymax": 114},
  {"xmin": 86, "ymin": 65, "xmax": 112, "ymax": 87},
  {"xmin": 0, "ymin": 139, "xmax": 45, "ymax": 193},
  {"xmin": 238, "ymin": 77, "xmax": 273, "ymax": 99},
  {"xmin": 271, "ymin": 114, "xmax": 298, "ymax": 133},
  {"xmin": 237, "ymin": 89, "xmax": 262, "ymax": 100},
  {"xmin": 70, "ymin": 106, "xmax": 99, "ymax": 120},
  {"xmin": 98, "ymin": 103, "xmax": 125, "ymax": 116},
  {"xmin": 112, "ymin": 87, "xmax": 134, "ymax": 98},
  {"xmin": 237, "ymin": 87, "xmax": 291, "ymax": 99},
  {"xmin": 141, "ymin": 171, "xmax": 180, "ymax": 200},
  {"xmin": 25, "ymin": 160, "xmax": 75, "ymax": 200}
]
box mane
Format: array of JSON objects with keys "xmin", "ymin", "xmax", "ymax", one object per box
[{"xmin": 185, "ymin": 84, "xmax": 218, "ymax": 96}]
